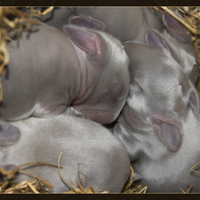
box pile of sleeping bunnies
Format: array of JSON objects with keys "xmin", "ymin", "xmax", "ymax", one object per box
[{"xmin": 0, "ymin": 7, "xmax": 200, "ymax": 194}]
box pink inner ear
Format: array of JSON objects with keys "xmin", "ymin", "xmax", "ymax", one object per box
[
  {"xmin": 69, "ymin": 15, "xmax": 107, "ymax": 32},
  {"xmin": 152, "ymin": 117, "xmax": 182, "ymax": 152},
  {"xmin": 162, "ymin": 11, "xmax": 191, "ymax": 44},
  {"xmin": 0, "ymin": 121, "xmax": 21, "ymax": 146},
  {"xmin": 63, "ymin": 25, "xmax": 102, "ymax": 57},
  {"xmin": 145, "ymin": 30, "xmax": 170, "ymax": 51},
  {"xmin": 145, "ymin": 30, "xmax": 177, "ymax": 61}
]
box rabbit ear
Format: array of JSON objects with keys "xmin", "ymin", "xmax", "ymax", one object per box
[
  {"xmin": 145, "ymin": 30, "xmax": 171, "ymax": 51},
  {"xmin": 151, "ymin": 116, "xmax": 182, "ymax": 152},
  {"xmin": 162, "ymin": 11, "xmax": 191, "ymax": 44},
  {"xmin": 63, "ymin": 25, "xmax": 103, "ymax": 61},
  {"xmin": 0, "ymin": 120, "xmax": 20, "ymax": 146},
  {"xmin": 68, "ymin": 15, "xmax": 107, "ymax": 31},
  {"xmin": 145, "ymin": 30, "xmax": 177, "ymax": 60}
]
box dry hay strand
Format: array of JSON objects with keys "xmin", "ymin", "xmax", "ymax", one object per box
[
  {"xmin": 58, "ymin": 152, "xmax": 109, "ymax": 194},
  {"xmin": 0, "ymin": 7, "xmax": 53, "ymax": 102},
  {"xmin": 122, "ymin": 164, "xmax": 148, "ymax": 194},
  {"xmin": 0, "ymin": 161, "xmax": 60, "ymax": 193},
  {"xmin": 181, "ymin": 185, "xmax": 200, "ymax": 194},
  {"xmin": 123, "ymin": 168, "xmax": 147, "ymax": 194},
  {"xmin": 123, "ymin": 184, "xmax": 147, "ymax": 194},
  {"xmin": 2, "ymin": 179, "xmax": 53, "ymax": 194},
  {"xmin": 182, "ymin": 161, "xmax": 200, "ymax": 193},
  {"xmin": 179, "ymin": 161, "xmax": 200, "ymax": 193},
  {"xmin": 122, "ymin": 165, "xmax": 148, "ymax": 194}
]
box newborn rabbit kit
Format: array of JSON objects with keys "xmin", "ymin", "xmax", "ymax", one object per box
[{"xmin": 0, "ymin": 7, "xmax": 200, "ymax": 193}]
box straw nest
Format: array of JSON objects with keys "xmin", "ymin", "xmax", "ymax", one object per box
[{"xmin": 0, "ymin": 6, "xmax": 200, "ymax": 194}]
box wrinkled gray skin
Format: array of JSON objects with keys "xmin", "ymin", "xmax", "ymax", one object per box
[
  {"xmin": 113, "ymin": 41, "xmax": 200, "ymax": 192},
  {"xmin": 0, "ymin": 112, "xmax": 130, "ymax": 193},
  {"xmin": 1, "ymin": 18, "xmax": 130, "ymax": 124},
  {"xmin": 40, "ymin": 7, "xmax": 198, "ymax": 84}
]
